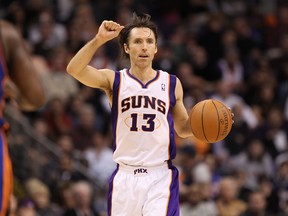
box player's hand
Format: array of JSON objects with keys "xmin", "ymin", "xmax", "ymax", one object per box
[
  {"xmin": 228, "ymin": 107, "xmax": 234, "ymax": 124},
  {"xmin": 96, "ymin": 20, "xmax": 124, "ymax": 43}
]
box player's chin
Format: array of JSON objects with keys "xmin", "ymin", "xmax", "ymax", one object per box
[{"xmin": 136, "ymin": 60, "xmax": 151, "ymax": 67}]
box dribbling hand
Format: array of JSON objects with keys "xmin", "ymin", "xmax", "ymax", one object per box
[{"xmin": 97, "ymin": 20, "xmax": 124, "ymax": 43}]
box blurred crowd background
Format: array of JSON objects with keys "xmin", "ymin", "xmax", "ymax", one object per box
[{"xmin": 0, "ymin": 0, "xmax": 288, "ymax": 215}]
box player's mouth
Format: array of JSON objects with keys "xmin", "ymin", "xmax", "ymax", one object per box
[{"xmin": 139, "ymin": 54, "xmax": 149, "ymax": 59}]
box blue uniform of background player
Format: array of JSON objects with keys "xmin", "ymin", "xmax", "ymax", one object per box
[{"xmin": 0, "ymin": 20, "xmax": 45, "ymax": 216}]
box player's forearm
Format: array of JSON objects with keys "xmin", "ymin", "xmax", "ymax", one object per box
[
  {"xmin": 175, "ymin": 119, "xmax": 194, "ymax": 138},
  {"xmin": 66, "ymin": 36, "xmax": 105, "ymax": 76}
]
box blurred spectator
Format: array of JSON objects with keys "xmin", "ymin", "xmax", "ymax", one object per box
[
  {"xmin": 223, "ymin": 103, "xmax": 254, "ymax": 156},
  {"xmin": 212, "ymin": 81, "xmax": 258, "ymax": 129},
  {"xmin": 41, "ymin": 46, "xmax": 79, "ymax": 102},
  {"xmin": 260, "ymin": 107, "xmax": 288, "ymax": 158},
  {"xmin": 9, "ymin": 195, "xmax": 18, "ymax": 216},
  {"xmin": 176, "ymin": 61, "xmax": 204, "ymax": 94},
  {"xmin": 257, "ymin": 175, "xmax": 281, "ymax": 214},
  {"xmin": 230, "ymin": 139, "xmax": 274, "ymax": 189},
  {"xmin": 233, "ymin": 16, "xmax": 261, "ymax": 61},
  {"xmin": 216, "ymin": 177, "xmax": 247, "ymax": 216},
  {"xmin": 41, "ymin": 153, "xmax": 89, "ymax": 201},
  {"xmin": 66, "ymin": 19, "xmax": 86, "ymax": 55},
  {"xmin": 70, "ymin": 3, "xmax": 98, "ymax": 42},
  {"xmin": 24, "ymin": 40, "xmax": 50, "ymax": 78},
  {"xmin": 274, "ymin": 152, "xmax": 288, "ymax": 210},
  {"xmin": 211, "ymin": 80, "xmax": 258, "ymax": 161},
  {"xmin": 239, "ymin": 191, "xmax": 270, "ymax": 216},
  {"xmin": 66, "ymin": 94, "xmax": 86, "ymax": 127},
  {"xmin": 44, "ymin": 97, "xmax": 73, "ymax": 140},
  {"xmin": 190, "ymin": 46, "xmax": 222, "ymax": 86},
  {"xmin": 217, "ymin": 47, "xmax": 244, "ymax": 92},
  {"xmin": 198, "ymin": 13, "xmax": 226, "ymax": 64},
  {"xmin": 153, "ymin": 43, "xmax": 177, "ymax": 74},
  {"xmin": 83, "ymin": 131, "xmax": 116, "ymax": 187},
  {"xmin": 24, "ymin": 178, "xmax": 62, "ymax": 216},
  {"xmin": 16, "ymin": 199, "xmax": 37, "ymax": 216},
  {"xmin": 180, "ymin": 183, "xmax": 218, "ymax": 216},
  {"xmin": 192, "ymin": 161, "xmax": 212, "ymax": 184},
  {"xmin": 57, "ymin": 182, "xmax": 75, "ymax": 212},
  {"xmin": 4, "ymin": 1, "xmax": 28, "ymax": 36},
  {"xmin": 28, "ymin": 9, "xmax": 67, "ymax": 58},
  {"xmin": 232, "ymin": 169, "xmax": 252, "ymax": 202},
  {"xmin": 176, "ymin": 145, "xmax": 197, "ymax": 203},
  {"xmin": 63, "ymin": 180, "xmax": 100, "ymax": 216},
  {"xmin": 70, "ymin": 103, "xmax": 99, "ymax": 151},
  {"xmin": 56, "ymin": 134, "xmax": 77, "ymax": 157},
  {"xmin": 90, "ymin": 46, "xmax": 117, "ymax": 71},
  {"xmin": 32, "ymin": 117, "xmax": 49, "ymax": 137},
  {"xmin": 176, "ymin": 145, "xmax": 197, "ymax": 187}
]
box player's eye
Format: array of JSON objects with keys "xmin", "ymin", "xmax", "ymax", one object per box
[
  {"xmin": 147, "ymin": 39, "xmax": 154, "ymax": 44},
  {"xmin": 134, "ymin": 39, "xmax": 142, "ymax": 44}
]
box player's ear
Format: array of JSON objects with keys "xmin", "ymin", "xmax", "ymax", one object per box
[
  {"xmin": 155, "ymin": 43, "xmax": 158, "ymax": 54},
  {"xmin": 124, "ymin": 43, "xmax": 129, "ymax": 54}
]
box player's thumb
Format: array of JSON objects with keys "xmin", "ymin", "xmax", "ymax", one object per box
[{"xmin": 117, "ymin": 25, "xmax": 125, "ymax": 33}]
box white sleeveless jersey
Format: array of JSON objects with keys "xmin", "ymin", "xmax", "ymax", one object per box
[{"xmin": 111, "ymin": 69, "xmax": 177, "ymax": 166}]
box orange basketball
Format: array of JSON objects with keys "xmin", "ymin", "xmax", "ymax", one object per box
[{"xmin": 189, "ymin": 99, "xmax": 233, "ymax": 143}]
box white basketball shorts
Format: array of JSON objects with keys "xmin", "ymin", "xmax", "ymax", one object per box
[{"xmin": 107, "ymin": 161, "xmax": 179, "ymax": 216}]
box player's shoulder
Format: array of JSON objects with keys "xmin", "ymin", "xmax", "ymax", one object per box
[
  {"xmin": 157, "ymin": 69, "xmax": 177, "ymax": 78},
  {"xmin": 158, "ymin": 70, "xmax": 180, "ymax": 85}
]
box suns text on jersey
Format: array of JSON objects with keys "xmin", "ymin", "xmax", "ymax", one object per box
[{"xmin": 121, "ymin": 95, "xmax": 166, "ymax": 114}]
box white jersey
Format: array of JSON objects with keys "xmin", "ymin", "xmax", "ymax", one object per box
[{"xmin": 111, "ymin": 69, "xmax": 177, "ymax": 166}]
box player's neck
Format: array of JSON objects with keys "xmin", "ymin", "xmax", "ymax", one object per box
[{"xmin": 129, "ymin": 66, "xmax": 156, "ymax": 84}]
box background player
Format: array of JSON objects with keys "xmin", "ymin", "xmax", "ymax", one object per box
[
  {"xmin": 0, "ymin": 20, "xmax": 45, "ymax": 215},
  {"xmin": 67, "ymin": 14, "xmax": 193, "ymax": 216}
]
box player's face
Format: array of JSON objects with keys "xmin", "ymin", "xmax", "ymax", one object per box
[{"xmin": 124, "ymin": 27, "xmax": 157, "ymax": 68}]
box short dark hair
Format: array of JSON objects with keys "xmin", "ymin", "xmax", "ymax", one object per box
[{"xmin": 119, "ymin": 13, "xmax": 158, "ymax": 58}]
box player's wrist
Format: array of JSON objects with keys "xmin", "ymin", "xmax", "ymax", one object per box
[{"xmin": 91, "ymin": 35, "xmax": 107, "ymax": 47}]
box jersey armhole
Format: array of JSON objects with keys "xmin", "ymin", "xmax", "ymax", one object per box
[{"xmin": 169, "ymin": 74, "xmax": 177, "ymax": 107}]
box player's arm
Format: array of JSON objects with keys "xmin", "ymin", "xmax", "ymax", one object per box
[
  {"xmin": 172, "ymin": 78, "xmax": 194, "ymax": 138},
  {"xmin": 66, "ymin": 21, "xmax": 124, "ymax": 93},
  {"xmin": 1, "ymin": 20, "xmax": 45, "ymax": 111}
]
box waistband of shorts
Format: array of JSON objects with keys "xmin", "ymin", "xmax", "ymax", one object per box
[{"xmin": 117, "ymin": 160, "xmax": 172, "ymax": 173}]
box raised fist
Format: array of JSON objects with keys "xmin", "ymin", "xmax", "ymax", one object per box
[{"xmin": 97, "ymin": 20, "xmax": 124, "ymax": 43}]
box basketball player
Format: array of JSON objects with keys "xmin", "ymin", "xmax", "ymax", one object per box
[
  {"xmin": 67, "ymin": 14, "xmax": 193, "ymax": 216},
  {"xmin": 0, "ymin": 20, "xmax": 45, "ymax": 215}
]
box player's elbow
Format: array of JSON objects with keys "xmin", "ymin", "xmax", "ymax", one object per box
[
  {"xmin": 175, "ymin": 128, "xmax": 192, "ymax": 139},
  {"xmin": 19, "ymin": 98, "xmax": 45, "ymax": 111},
  {"xmin": 66, "ymin": 63, "xmax": 74, "ymax": 75},
  {"xmin": 33, "ymin": 94, "xmax": 46, "ymax": 108},
  {"xmin": 20, "ymin": 91, "xmax": 46, "ymax": 111}
]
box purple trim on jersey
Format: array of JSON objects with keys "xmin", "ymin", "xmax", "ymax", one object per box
[
  {"xmin": 107, "ymin": 164, "xmax": 119, "ymax": 216},
  {"xmin": 166, "ymin": 164, "xmax": 180, "ymax": 216},
  {"xmin": 168, "ymin": 75, "xmax": 177, "ymax": 159},
  {"xmin": 111, "ymin": 71, "xmax": 120, "ymax": 152},
  {"xmin": 127, "ymin": 69, "xmax": 160, "ymax": 88}
]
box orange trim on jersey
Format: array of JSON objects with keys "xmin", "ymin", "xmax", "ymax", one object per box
[{"xmin": 0, "ymin": 131, "xmax": 12, "ymax": 216}]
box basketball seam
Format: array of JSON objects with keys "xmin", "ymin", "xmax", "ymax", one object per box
[
  {"xmin": 212, "ymin": 100, "xmax": 220, "ymax": 142},
  {"xmin": 201, "ymin": 101, "xmax": 210, "ymax": 143}
]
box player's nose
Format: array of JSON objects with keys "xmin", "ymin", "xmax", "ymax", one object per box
[{"xmin": 142, "ymin": 41, "xmax": 148, "ymax": 50}]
